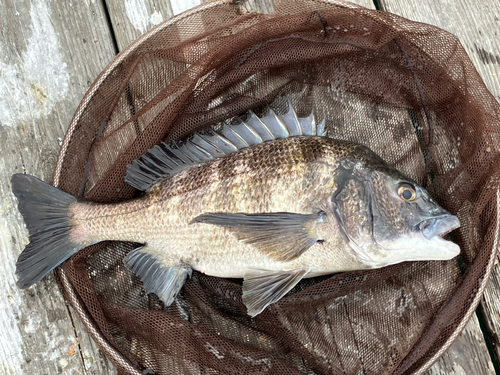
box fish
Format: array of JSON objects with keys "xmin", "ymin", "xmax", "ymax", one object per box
[{"xmin": 11, "ymin": 101, "xmax": 460, "ymax": 317}]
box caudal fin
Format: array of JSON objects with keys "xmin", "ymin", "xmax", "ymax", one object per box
[{"xmin": 11, "ymin": 174, "xmax": 85, "ymax": 289}]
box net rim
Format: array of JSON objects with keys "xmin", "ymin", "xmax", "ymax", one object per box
[{"xmin": 51, "ymin": 0, "xmax": 499, "ymax": 373}]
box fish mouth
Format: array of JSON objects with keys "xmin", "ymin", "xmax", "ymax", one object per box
[{"xmin": 418, "ymin": 214, "xmax": 460, "ymax": 240}]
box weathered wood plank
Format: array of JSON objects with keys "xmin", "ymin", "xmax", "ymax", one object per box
[
  {"xmin": 2, "ymin": 0, "xmax": 495, "ymax": 374},
  {"xmin": 238, "ymin": 0, "xmax": 376, "ymax": 15},
  {"xmin": 105, "ymin": 0, "xmax": 376, "ymax": 53},
  {"xmin": 105, "ymin": 0, "xmax": 175, "ymax": 51},
  {"xmin": 425, "ymin": 318, "xmax": 495, "ymax": 375},
  {"xmin": 378, "ymin": 0, "xmax": 500, "ymax": 373},
  {"xmin": 0, "ymin": 0, "xmax": 117, "ymax": 373},
  {"xmin": 481, "ymin": 261, "xmax": 500, "ymax": 366}
]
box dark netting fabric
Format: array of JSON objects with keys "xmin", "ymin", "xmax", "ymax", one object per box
[{"xmin": 52, "ymin": 0, "xmax": 500, "ymax": 374}]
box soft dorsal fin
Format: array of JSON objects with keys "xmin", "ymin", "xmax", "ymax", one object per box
[{"xmin": 125, "ymin": 100, "xmax": 326, "ymax": 191}]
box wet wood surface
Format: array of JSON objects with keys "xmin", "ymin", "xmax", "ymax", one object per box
[{"xmin": 0, "ymin": 0, "xmax": 497, "ymax": 374}]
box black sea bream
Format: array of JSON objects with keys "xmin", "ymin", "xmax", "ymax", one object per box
[{"xmin": 12, "ymin": 102, "xmax": 460, "ymax": 316}]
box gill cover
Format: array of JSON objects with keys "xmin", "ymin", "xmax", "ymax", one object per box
[{"xmin": 330, "ymin": 155, "xmax": 383, "ymax": 266}]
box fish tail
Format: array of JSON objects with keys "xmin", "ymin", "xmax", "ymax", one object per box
[{"xmin": 11, "ymin": 174, "xmax": 86, "ymax": 289}]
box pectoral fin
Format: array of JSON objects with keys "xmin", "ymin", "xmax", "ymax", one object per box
[
  {"xmin": 191, "ymin": 212, "xmax": 324, "ymax": 262},
  {"xmin": 243, "ymin": 268, "xmax": 310, "ymax": 317},
  {"xmin": 123, "ymin": 247, "xmax": 192, "ymax": 306}
]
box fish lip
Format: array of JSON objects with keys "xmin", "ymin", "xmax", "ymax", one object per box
[{"xmin": 417, "ymin": 214, "xmax": 460, "ymax": 240}]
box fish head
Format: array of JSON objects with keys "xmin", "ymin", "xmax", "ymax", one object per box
[{"xmin": 330, "ymin": 154, "xmax": 460, "ymax": 268}]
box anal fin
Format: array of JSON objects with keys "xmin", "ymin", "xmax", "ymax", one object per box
[
  {"xmin": 123, "ymin": 247, "xmax": 192, "ymax": 306},
  {"xmin": 243, "ymin": 268, "xmax": 310, "ymax": 317}
]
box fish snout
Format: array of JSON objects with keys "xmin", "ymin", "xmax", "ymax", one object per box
[{"xmin": 418, "ymin": 215, "xmax": 460, "ymax": 240}]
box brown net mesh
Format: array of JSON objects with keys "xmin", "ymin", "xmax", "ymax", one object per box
[{"xmin": 52, "ymin": 0, "xmax": 500, "ymax": 374}]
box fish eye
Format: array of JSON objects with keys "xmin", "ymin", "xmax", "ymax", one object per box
[{"xmin": 398, "ymin": 183, "xmax": 416, "ymax": 202}]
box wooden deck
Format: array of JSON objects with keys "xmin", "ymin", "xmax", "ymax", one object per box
[{"xmin": 0, "ymin": 0, "xmax": 498, "ymax": 374}]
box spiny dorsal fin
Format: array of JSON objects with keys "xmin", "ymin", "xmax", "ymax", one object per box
[{"xmin": 125, "ymin": 100, "xmax": 326, "ymax": 191}]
